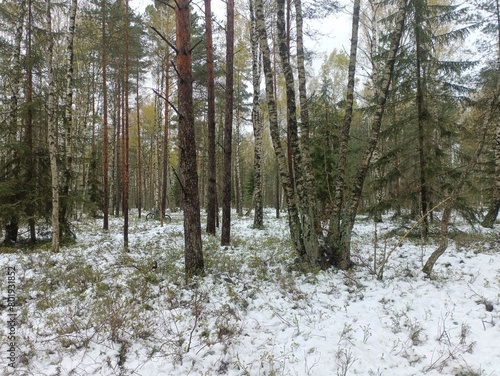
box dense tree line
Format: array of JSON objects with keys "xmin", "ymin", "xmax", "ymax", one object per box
[{"xmin": 0, "ymin": 0, "xmax": 498, "ymax": 277}]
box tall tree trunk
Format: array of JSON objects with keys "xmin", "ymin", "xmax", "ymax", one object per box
[
  {"xmin": 136, "ymin": 56, "xmax": 142, "ymax": 218},
  {"xmin": 61, "ymin": 0, "xmax": 78, "ymax": 236},
  {"xmin": 271, "ymin": 22, "xmax": 281, "ymax": 220},
  {"xmin": 482, "ymin": 0, "xmax": 500, "ymax": 228},
  {"xmin": 161, "ymin": 50, "xmax": 170, "ymax": 225},
  {"xmin": 114, "ymin": 65, "xmax": 122, "ymax": 217},
  {"xmin": 415, "ymin": 0, "xmax": 429, "ymax": 238},
  {"xmin": 46, "ymin": 0, "xmax": 60, "ymax": 252},
  {"xmin": 293, "ymin": 0, "xmax": 320, "ymax": 264},
  {"xmin": 277, "ymin": 0, "xmax": 319, "ymax": 264},
  {"xmin": 205, "ymin": 0, "xmax": 217, "ymax": 235},
  {"xmin": 328, "ymin": 0, "xmax": 408, "ymax": 269},
  {"xmin": 235, "ymin": 92, "xmax": 243, "ymax": 217},
  {"xmin": 176, "ymin": 0, "xmax": 204, "ymax": 277},
  {"xmin": 249, "ymin": 0, "xmax": 264, "ymax": 228},
  {"xmin": 255, "ymin": 0, "xmax": 304, "ymax": 257},
  {"xmin": 26, "ymin": 0, "xmax": 36, "ymax": 243},
  {"xmin": 123, "ymin": 0, "xmax": 130, "ymax": 248},
  {"xmin": 328, "ymin": 0, "xmax": 361, "ymax": 267},
  {"xmin": 4, "ymin": 0, "xmax": 26, "ymax": 244},
  {"xmin": 102, "ymin": 0, "xmax": 109, "ymax": 230},
  {"xmin": 221, "ymin": 0, "xmax": 235, "ymax": 246}
]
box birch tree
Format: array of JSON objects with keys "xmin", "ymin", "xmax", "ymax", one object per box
[
  {"xmin": 46, "ymin": 0, "xmax": 60, "ymax": 252},
  {"xmin": 255, "ymin": 0, "xmax": 305, "ymax": 258},
  {"xmin": 276, "ymin": 0, "xmax": 319, "ymax": 264},
  {"xmin": 249, "ymin": 0, "xmax": 264, "ymax": 229},
  {"xmin": 61, "ymin": 0, "xmax": 78, "ymax": 237},
  {"xmin": 326, "ymin": 0, "xmax": 408, "ymax": 269}
]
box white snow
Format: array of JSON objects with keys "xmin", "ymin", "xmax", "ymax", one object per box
[{"xmin": 1, "ymin": 209, "xmax": 499, "ymax": 375}]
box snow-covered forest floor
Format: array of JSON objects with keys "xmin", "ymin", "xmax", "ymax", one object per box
[{"xmin": 1, "ymin": 209, "xmax": 499, "ymax": 376}]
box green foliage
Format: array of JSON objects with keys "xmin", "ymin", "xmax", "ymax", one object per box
[{"xmin": 362, "ymin": 0, "xmax": 480, "ymax": 220}]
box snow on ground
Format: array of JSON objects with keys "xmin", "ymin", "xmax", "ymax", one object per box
[{"xmin": 1, "ymin": 209, "xmax": 499, "ymax": 376}]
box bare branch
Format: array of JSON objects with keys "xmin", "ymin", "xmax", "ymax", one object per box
[
  {"xmin": 170, "ymin": 60, "xmax": 181, "ymax": 78},
  {"xmin": 150, "ymin": 26, "xmax": 178, "ymax": 53},
  {"xmin": 189, "ymin": 38, "xmax": 203, "ymax": 54},
  {"xmin": 152, "ymin": 88, "xmax": 180, "ymax": 117}
]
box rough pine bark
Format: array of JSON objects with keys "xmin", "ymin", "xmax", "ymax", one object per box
[
  {"xmin": 221, "ymin": 0, "xmax": 235, "ymax": 246},
  {"xmin": 46, "ymin": 0, "xmax": 60, "ymax": 252},
  {"xmin": 205, "ymin": 0, "xmax": 218, "ymax": 235},
  {"xmin": 250, "ymin": 0, "xmax": 264, "ymax": 229},
  {"xmin": 176, "ymin": 0, "xmax": 204, "ymax": 277}
]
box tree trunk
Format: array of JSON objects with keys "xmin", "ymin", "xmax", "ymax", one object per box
[
  {"xmin": 102, "ymin": 0, "xmax": 109, "ymax": 230},
  {"xmin": 249, "ymin": 0, "xmax": 264, "ymax": 229},
  {"xmin": 205, "ymin": 0, "xmax": 217, "ymax": 235},
  {"xmin": 294, "ymin": 0, "xmax": 320, "ymax": 263},
  {"xmin": 235, "ymin": 100, "xmax": 243, "ymax": 217},
  {"xmin": 61, "ymin": 0, "xmax": 78, "ymax": 237},
  {"xmin": 482, "ymin": 0, "xmax": 500, "ymax": 228},
  {"xmin": 275, "ymin": 157, "xmax": 280, "ymax": 218},
  {"xmin": 5, "ymin": 0, "xmax": 25, "ymax": 243},
  {"xmin": 26, "ymin": 0, "xmax": 36, "ymax": 243},
  {"xmin": 415, "ymin": 0, "xmax": 429, "ymax": 239},
  {"xmin": 328, "ymin": 0, "xmax": 361, "ymax": 268},
  {"xmin": 255, "ymin": 0, "xmax": 305, "ymax": 257},
  {"xmin": 161, "ymin": 50, "xmax": 170, "ymax": 226},
  {"xmin": 46, "ymin": 0, "xmax": 60, "ymax": 252},
  {"xmin": 123, "ymin": 0, "xmax": 130, "ymax": 248},
  {"xmin": 277, "ymin": 0, "xmax": 319, "ymax": 264},
  {"xmin": 328, "ymin": 0, "xmax": 408, "ymax": 269},
  {"xmin": 136, "ymin": 56, "xmax": 142, "ymax": 218},
  {"xmin": 176, "ymin": 0, "xmax": 204, "ymax": 277},
  {"xmin": 113, "ymin": 62, "xmax": 122, "ymax": 217},
  {"xmin": 221, "ymin": 0, "xmax": 235, "ymax": 246}
]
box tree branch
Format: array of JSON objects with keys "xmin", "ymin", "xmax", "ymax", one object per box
[
  {"xmin": 152, "ymin": 88, "xmax": 180, "ymax": 117},
  {"xmin": 150, "ymin": 26, "xmax": 178, "ymax": 54},
  {"xmin": 170, "ymin": 60, "xmax": 183, "ymax": 81},
  {"xmin": 154, "ymin": 0, "xmax": 175, "ymax": 9},
  {"xmin": 189, "ymin": 38, "xmax": 203, "ymax": 54}
]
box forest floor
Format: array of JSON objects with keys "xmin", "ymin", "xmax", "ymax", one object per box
[{"xmin": 1, "ymin": 209, "xmax": 499, "ymax": 376}]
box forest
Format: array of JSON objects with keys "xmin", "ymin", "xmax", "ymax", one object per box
[
  {"xmin": 1, "ymin": 0, "xmax": 500, "ymax": 374},
  {"xmin": 1, "ymin": 0, "xmax": 500, "ymax": 272}
]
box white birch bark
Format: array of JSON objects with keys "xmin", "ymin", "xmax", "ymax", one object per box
[{"xmin": 46, "ymin": 0, "xmax": 60, "ymax": 252}]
